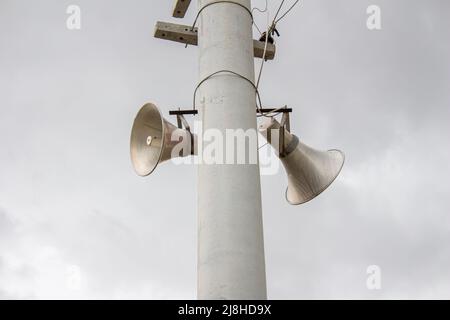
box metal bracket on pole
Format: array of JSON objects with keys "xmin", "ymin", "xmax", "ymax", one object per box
[
  {"xmin": 279, "ymin": 112, "xmax": 291, "ymax": 157},
  {"xmin": 169, "ymin": 109, "xmax": 199, "ymax": 116},
  {"xmin": 172, "ymin": 0, "xmax": 192, "ymax": 18},
  {"xmin": 168, "ymin": 109, "xmax": 197, "ymax": 128},
  {"xmin": 176, "ymin": 114, "xmax": 191, "ymax": 131},
  {"xmin": 170, "ymin": 108, "xmax": 291, "ymax": 116},
  {"xmin": 256, "ymin": 107, "xmax": 292, "ymax": 157},
  {"xmin": 171, "ymin": 109, "xmax": 196, "ymax": 156},
  {"xmin": 256, "ymin": 108, "xmax": 292, "ymax": 114},
  {"xmin": 280, "ymin": 112, "xmax": 291, "ymax": 132},
  {"xmin": 154, "ymin": 21, "xmax": 276, "ymax": 60},
  {"xmin": 169, "ymin": 107, "xmax": 292, "ymax": 156}
]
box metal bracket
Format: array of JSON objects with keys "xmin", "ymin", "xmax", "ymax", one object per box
[
  {"xmin": 279, "ymin": 112, "xmax": 291, "ymax": 157},
  {"xmin": 280, "ymin": 112, "xmax": 291, "ymax": 132},
  {"xmin": 169, "ymin": 109, "xmax": 199, "ymax": 116},
  {"xmin": 256, "ymin": 108, "xmax": 292, "ymax": 114},
  {"xmin": 256, "ymin": 107, "xmax": 292, "ymax": 157},
  {"xmin": 176, "ymin": 114, "xmax": 191, "ymax": 131},
  {"xmin": 169, "ymin": 107, "xmax": 292, "ymax": 156},
  {"xmin": 171, "ymin": 110, "xmax": 196, "ymax": 156},
  {"xmin": 170, "ymin": 108, "xmax": 291, "ymax": 116},
  {"xmin": 154, "ymin": 21, "xmax": 276, "ymax": 60}
]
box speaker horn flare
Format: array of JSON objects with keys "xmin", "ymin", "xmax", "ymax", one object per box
[
  {"xmin": 259, "ymin": 117, "xmax": 344, "ymax": 205},
  {"xmin": 130, "ymin": 103, "xmax": 196, "ymax": 176}
]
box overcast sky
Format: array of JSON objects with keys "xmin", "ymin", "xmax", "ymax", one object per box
[{"xmin": 1, "ymin": 0, "xmax": 449, "ymax": 299}]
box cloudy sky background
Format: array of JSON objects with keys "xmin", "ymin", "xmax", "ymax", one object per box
[{"xmin": 1, "ymin": 0, "xmax": 449, "ymax": 299}]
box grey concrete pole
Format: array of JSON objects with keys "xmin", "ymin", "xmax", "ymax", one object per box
[{"xmin": 197, "ymin": 0, "xmax": 267, "ymax": 299}]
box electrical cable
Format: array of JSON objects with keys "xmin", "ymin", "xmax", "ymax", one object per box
[
  {"xmin": 192, "ymin": 70, "xmax": 263, "ymax": 112},
  {"xmin": 273, "ymin": 0, "xmax": 286, "ymax": 23},
  {"xmin": 257, "ymin": 0, "xmax": 287, "ymax": 89},
  {"xmin": 274, "ymin": 0, "xmax": 300, "ymax": 24},
  {"xmin": 190, "ymin": 1, "xmax": 253, "ymax": 32},
  {"xmin": 258, "ymin": 141, "xmax": 269, "ymax": 150},
  {"xmin": 189, "ymin": 1, "xmax": 302, "ymax": 118},
  {"xmin": 256, "ymin": 0, "xmax": 301, "ymax": 118},
  {"xmin": 256, "ymin": 9, "xmax": 270, "ymax": 90},
  {"xmin": 186, "ymin": 1, "xmax": 267, "ymax": 46},
  {"xmin": 252, "ymin": 0, "xmax": 268, "ymax": 14},
  {"xmin": 251, "ymin": 0, "xmax": 268, "ymax": 35},
  {"xmin": 255, "ymin": 11, "xmax": 276, "ymax": 118}
]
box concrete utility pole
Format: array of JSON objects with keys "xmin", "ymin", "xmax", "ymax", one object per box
[
  {"xmin": 197, "ymin": 0, "xmax": 267, "ymax": 299},
  {"xmin": 133, "ymin": 0, "xmax": 342, "ymax": 301}
]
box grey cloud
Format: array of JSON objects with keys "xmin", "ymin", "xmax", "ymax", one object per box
[
  {"xmin": 0, "ymin": 208, "xmax": 13, "ymax": 236},
  {"xmin": 0, "ymin": 0, "xmax": 449, "ymax": 299}
]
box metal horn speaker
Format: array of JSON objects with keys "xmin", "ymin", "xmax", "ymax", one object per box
[
  {"xmin": 259, "ymin": 117, "xmax": 344, "ymax": 205},
  {"xmin": 130, "ymin": 103, "xmax": 196, "ymax": 176}
]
